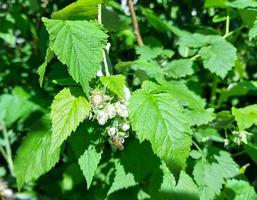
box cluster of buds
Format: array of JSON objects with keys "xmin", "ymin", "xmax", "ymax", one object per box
[
  {"xmin": 232, "ymin": 130, "xmax": 251, "ymax": 146},
  {"xmin": 90, "ymin": 89, "xmax": 130, "ymax": 150},
  {"xmin": 0, "ymin": 179, "xmax": 15, "ymax": 199}
]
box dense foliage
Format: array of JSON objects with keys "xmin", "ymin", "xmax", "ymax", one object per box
[{"xmin": 1, "ymin": 0, "xmax": 257, "ymax": 199}]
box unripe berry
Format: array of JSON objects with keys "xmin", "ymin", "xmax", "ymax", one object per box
[
  {"xmin": 107, "ymin": 127, "xmax": 117, "ymax": 137},
  {"xmin": 121, "ymin": 123, "xmax": 130, "ymax": 131},
  {"xmin": 97, "ymin": 111, "xmax": 108, "ymax": 125},
  {"xmin": 115, "ymin": 102, "xmax": 129, "ymax": 118},
  {"xmin": 106, "ymin": 104, "xmax": 116, "ymax": 119},
  {"xmin": 91, "ymin": 92, "xmax": 105, "ymax": 108}
]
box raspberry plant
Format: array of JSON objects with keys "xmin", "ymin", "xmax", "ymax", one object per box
[{"xmin": 1, "ymin": 0, "xmax": 257, "ymax": 199}]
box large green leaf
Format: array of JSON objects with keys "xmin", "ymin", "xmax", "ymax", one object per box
[
  {"xmin": 78, "ymin": 144, "xmax": 102, "ymax": 189},
  {"xmin": 100, "ymin": 75, "xmax": 126, "ymax": 97},
  {"xmin": 129, "ymin": 81, "xmax": 192, "ymax": 174},
  {"xmin": 232, "ymin": 104, "xmax": 257, "ymax": 130},
  {"xmin": 51, "ymin": 0, "xmax": 101, "ymax": 20},
  {"xmin": 50, "ymin": 87, "xmax": 90, "ymax": 151},
  {"xmin": 199, "ymin": 39, "xmax": 237, "ymax": 78},
  {"xmin": 14, "ymin": 116, "xmax": 61, "ymax": 189},
  {"xmin": 43, "ymin": 18, "xmax": 107, "ymax": 93}
]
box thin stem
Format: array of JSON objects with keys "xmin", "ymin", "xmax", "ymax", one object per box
[
  {"xmin": 0, "ymin": 146, "xmax": 8, "ymax": 161},
  {"xmin": 192, "ymin": 140, "xmax": 203, "ymax": 155},
  {"xmin": 190, "ymin": 54, "xmax": 200, "ymax": 61},
  {"xmin": 209, "ymin": 76, "xmax": 218, "ymax": 107},
  {"xmin": 98, "ymin": 4, "xmax": 110, "ymax": 76},
  {"xmin": 232, "ymin": 150, "xmax": 246, "ymax": 157},
  {"xmin": 225, "ymin": 11, "xmax": 230, "ymax": 36},
  {"xmin": 1, "ymin": 123, "xmax": 14, "ymax": 176},
  {"xmin": 127, "ymin": 0, "xmax": 144, "ymax": 46}
]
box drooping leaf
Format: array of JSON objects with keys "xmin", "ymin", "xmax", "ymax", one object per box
[
  {"xmin": 14, "ymin": 116, "xmax": 61, "ymax": 189},
  {"xmin": 50, "ymin": 87, "xmax": 90, "ymax": 151},
  {"xmin": 78, "ymin": 144, "xmax": 103, "ymax": 189},
  {"xmin": 100, "ymin": 75, "xmax": 126, "ymax": 97},
  {"xmin": 51, "ymin": 0, "xmax": 102, "ymax": 20},
  {"xmin": 199, "ymin": 39, "xmax": 237, "ymax": 78},
  {"xmin": 108, "ymin": 162, "xmax": 137, "ymax": 195},
  {"xmin": 43, "ymin": 18, "xmax": 108, "ymax": 93},
  {"xmin": 37, "ymin": 47, "xmax": 54, "ymax": 87},
  {"xmin": 129, "ymin": 81, "xmax": 192, "ymax": 174},
  {"xmin": 232, "ymin": 104, "xmax": 257, "ymax": 130}
]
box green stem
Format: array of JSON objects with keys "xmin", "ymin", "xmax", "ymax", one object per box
[
  {"xmin": 98, "ymin": 4, "xmax": 110, "ymax": 77},
  {"xmin": 1, "ymin": 122, "xmax": 15, "ymax": 176},
  {"xmin": 192, "ymin": 140, "xmax": 203, "ymax": 155},
  {"xmin": 209, "ymin": 76, "xmax": 218, "ymax": 107},
  {"xmin": 225, "ymin": 10, "xmax": 230, "ymax": 36}
]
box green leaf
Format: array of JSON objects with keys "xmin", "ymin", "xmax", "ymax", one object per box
[
  {"xmin": 136, "ymin": 46, "xmax": 174, "ymax": 60},
  {"xmin": 232, "ymin": 104, "xmax": 257, "ymax": 130},
  {"xmin": 164, "ymin": 59, "xmax": 194, "ymax": 78},
  {"xmin": 226, "ymin": 0, "xmax": 257, "ymax": 9},
  {"xmin": 78, "ymin": 144, "xmax": 102, "ymax": 189},
  {"xmin": 37, "ymin": 47, "xmax": 54, "ymax": 87},
  {"xmin": 129, "ymin": 81, "xmax": 192, "ymax": 174},
  {"xmin": 51, "ymin": 87, "xmax": 90, "ymax": 151},
  {"xmin": 0, "ymin": 93, "xmax": 39, "ymax": 127},
  {"xmin": 174, "ymin": 171, "xmax": 200, "ymax": 200},
  {"xmin": 194, "ymin": 128, "xmax": 224, "ymax": 143},
  {"xmin": 185, "ymin": 108, "xmax": 215, "ymax": 126},
  {"xmin": 51, "ymin": 0, "xmax": 101, "ymax": 20},
  {"xmin": 108, "ymin": 162, "xmax": 137, "ymax": 195},
  {"xmin": 244, "ymin": 143, "xmax": 257, "ymax": 164},
  {"xmin": 225, "ymin": 179, "xmax": 257, "ymax": 200},
  {"xmin": 160, "ymin": 81, "xmax": 206, "ymax": 110},
  {"xmin": 199, "ymin": 39, "xmax": 237, "ymax": 78},
  {"xmin": 193, "ymin": 160, "xmax": 224, "ymax": 200},
  {"xmin": 14, "ymin": 116, "xmax": 61, "ymax": 189},
  {"xmin": 193, "ymin": 150, "xmax": 239, "ymax": 200},
  {"xmin": 204, "ymin": 0, "xmax": 228, "ymax": 8},
  {"xmin": 249, "ymin": 20, "xmax": 257, "ymax": 40},
  {"xmin": 43, "ymin": 18, "xmax": 108, "ymax": 93},
  {"xmin": 100, "ymin": 75, "xmax": 126, "ymax": 97}
]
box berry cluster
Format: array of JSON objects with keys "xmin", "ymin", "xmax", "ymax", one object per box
[{"xmin": 90, "ymin": 90, "xmax": 130, "ymax": 150}]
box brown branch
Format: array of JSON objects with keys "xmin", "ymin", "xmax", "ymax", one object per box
[{"xmin": 127, "ymin": 0, "xmax": 144, "ymax": 46}]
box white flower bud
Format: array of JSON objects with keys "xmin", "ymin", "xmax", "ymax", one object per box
[
  {"xmin": 1, "ymin": 189, "xmax": 14, "ymax": 198},
  {"xmin": 116, "ymin": 103, "xmax": 129, "ymax": 118},
  {"xmin": 224, "ymin": 139, "xmax": 229, "ymax": 146},
  {"xmin": 107, "ymin": 127, "xmax": 117, "ymax": 137},
  {"xmin": 91, "ymin": 92, "xmax": 105, "ymax": 107},
  {"xmin": 121, "ymin": 123, "xmax": 130, "ymax": 131},
  {"xmin": 97, "ymin": 111, "xmax": 108, "ymax": 125},
  {"xmin": 106, "ymin": 104, "xmax": 116, "ymax": 119}
]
